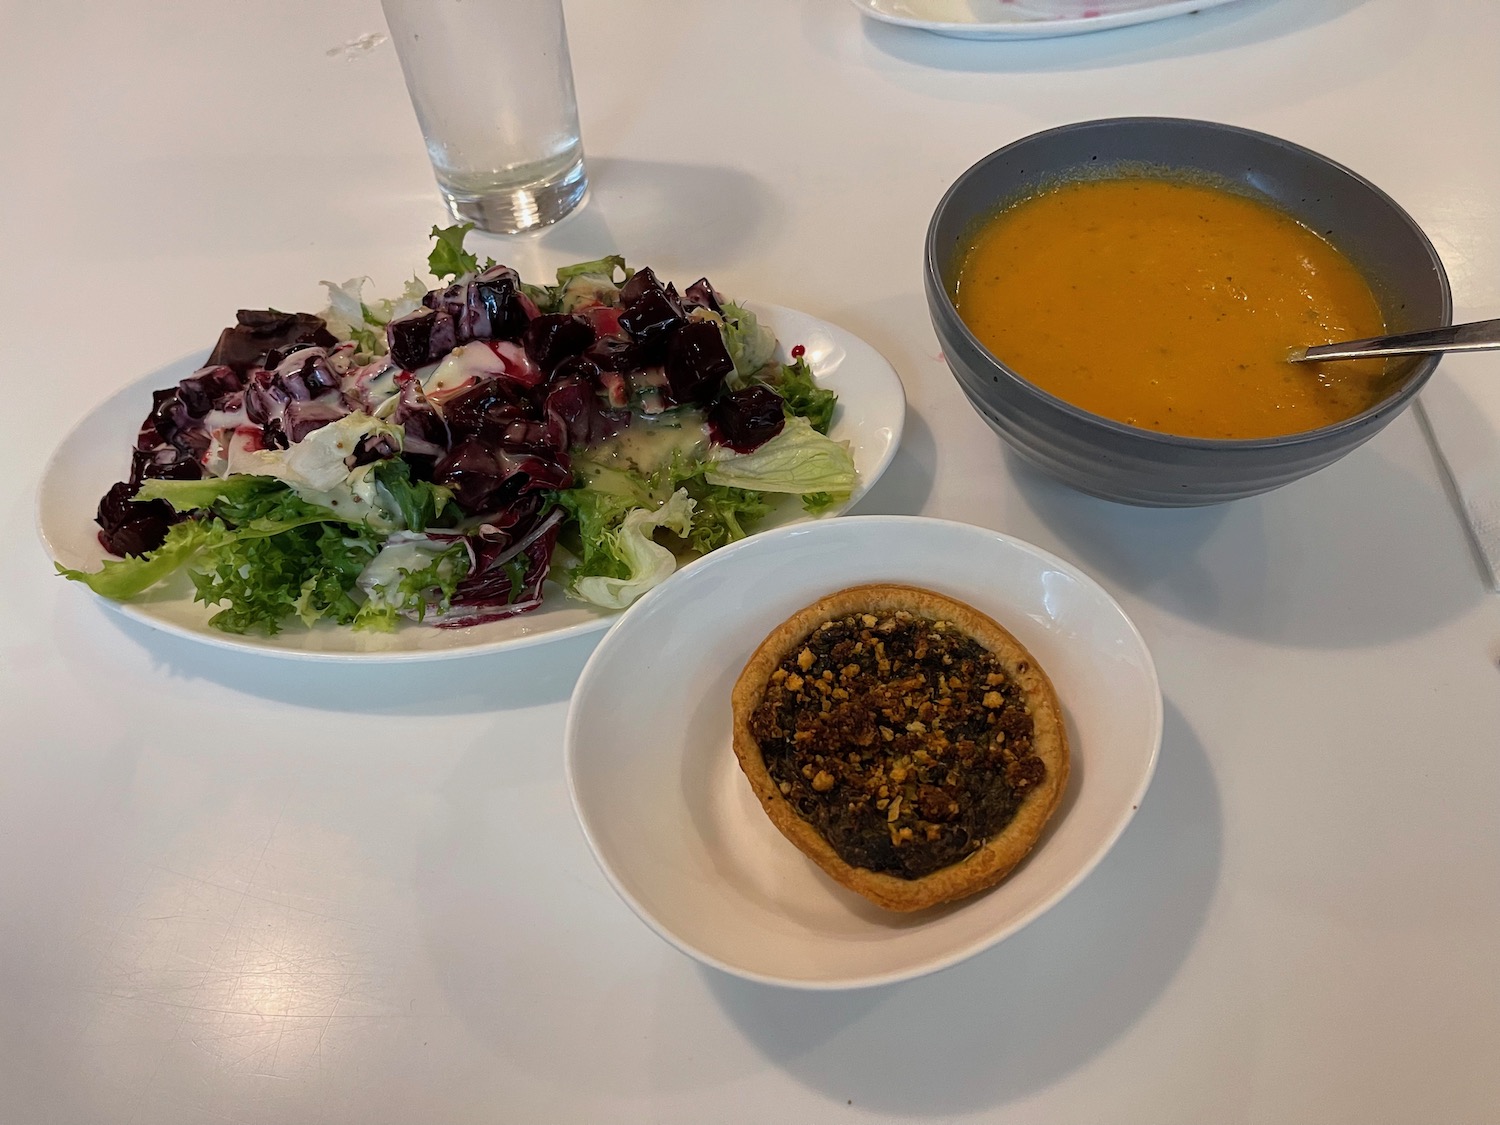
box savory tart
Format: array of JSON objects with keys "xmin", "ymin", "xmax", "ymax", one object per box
[{"xmin": 731, "ymin": 584, "xmax": 1069, "ymax": 912}]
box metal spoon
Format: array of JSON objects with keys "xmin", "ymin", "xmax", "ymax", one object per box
[{"xmin": 1290, "ymin": 317, "xmax": 1500, "ymax": 362}]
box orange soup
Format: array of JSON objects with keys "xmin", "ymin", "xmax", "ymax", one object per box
[{"xmin": 953, "ymin": 176, "xmax": 1390, "ymax": 439}]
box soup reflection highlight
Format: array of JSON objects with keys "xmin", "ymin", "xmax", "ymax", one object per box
[{"xmin": 953, "ymin": 177, "xmax": 1390, "ymax": 440}]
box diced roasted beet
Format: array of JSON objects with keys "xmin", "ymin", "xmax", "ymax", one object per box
[
  {"xmin": 243, "ymin": 371, "xmax": 291, "ymax": 426},
  {"xmin": 582, "ymin": 333, "xmax": 640, "ymax": 373},
  {"xmin": 433, "ymin": 438, "xmax": 570, "ymax": 514},
  {"xmin": 683, "ymin": 278, "xmax": 724, "ymax": 315},
  {"xmin": 128, "ymin": 445, "xmax": 202, "ymax": 488},
  {"xmin": 273, "ymin": 350, "xmax": 340, "ymax": 401},
  {"xmin": 522, "ymin": 314, "xmax": 595, "ymax": 376},
  {"xmin": 148, "ymin": 389, "xmax": 191, "ymax": 444},
  {"xmin": 169, "ymin": 425, "xmax": 211, "ymax": 463},
  {"xmin": 618, "ymin": 287, "xmax": 687, "ymax": 357},
  {"xmin": 282, "ymin": 399, "xmax": 348, "ymax": 444},
  {"xmin": 708, "ymin": 385, "xmax": 786, "ymax": 453},
  {"xmin": 352, "ymin": 432, "xmax": 401, "ymax": 466},
  {"xmin": 96, "ymin": 481, "xmax": 179, "ymax": 558},
  {"xmin": 473, "ymin": 264, "xmax": 530, "ymax": 341},
  {"xmin": 545, "ymin": 373, "xmax": 630, "ymax": 449},
  {"xmin": 262, "ymin": 418, "xmax": 290, "ymax": 450},
  {"xmin": 143, "ymin": 393, "xmax": 211, "ymax": 463},
  {"xmin": 387, "ymin": 306, "xmax": 457, "ymax": 370},
  {"xmin": 665, "ymin": 320, "xmax": 735, "ymax": 406},
  {"xmin": 551, "ymin": 355, "xmax": 601, "ymax": 384},
  {"xmin": 425, "ymin": 281, "xmax": 467, "ymax": 319},
  {"xmin": 135, "ymin": 398, "xmax": 167, "ymax": 452},
  {"xmin": 432, "ymin": 440, "xmax": 510, "ymax": 512},
  {"xmin": 176, "ymin": 365, "xmax": 242, "ymax": 418},
  {"xmin": 206, "ymin": 310, "xmax": 337, "ymax": 375},
  {"xmin": 443, "ymin": 379, "xmax": 531, "ymax": 444},
  {"xmin": 386, "ymin": 309, "xmax": 433, "ymax": 369},
  {"xmin": 264, "ymin": 341, "xmax": 321, "ymax": 370},
  {"xmin": 619, "ymin": 265, "xmax": 663, "ymax": 306},
  {"xmin": 389, "ymin": 377, "xmax": 450, "ymax": 458},
  {"xmin": 458, "ymin": 281, "xmax": 493, "ymax": 341}
]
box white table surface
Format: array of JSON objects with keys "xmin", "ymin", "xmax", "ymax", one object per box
[{"xmin": 3, "ymin": 2, "xmax": 1498, "ymax": 1122}]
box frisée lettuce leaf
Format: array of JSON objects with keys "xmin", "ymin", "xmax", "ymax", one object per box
[
  {"xmin": 58, "ymin": 481, "xmax": 387, "ymax": 633},
  {"xmin": 567, "ymin": 489, "xmax": 696, "ymax": 611}
]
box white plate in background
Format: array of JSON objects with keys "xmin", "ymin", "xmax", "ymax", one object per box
[{"xmin": 848, "ymin": 0, "xmax": 1245, "ymax": 40}]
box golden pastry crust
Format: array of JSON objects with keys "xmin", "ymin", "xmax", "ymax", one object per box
[{"xmin": 731, "ymin": 584, "xmax": 1069, "ymax": 912}]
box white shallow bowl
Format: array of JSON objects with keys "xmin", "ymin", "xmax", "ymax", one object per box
[{"xmin": 565, "ymin": 516, "xmax": 1162, "ymax": 989}]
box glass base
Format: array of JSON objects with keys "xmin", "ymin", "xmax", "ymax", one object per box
[{"xmin": 439, "ymin": 153, "xmax": 588, "ymax": 234}]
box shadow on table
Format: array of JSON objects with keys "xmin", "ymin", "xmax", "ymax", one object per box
[
  {"xmin": 848, "ymin": 404, "xmax": 937, "ymax": 518},
  {"xmin": 67, "ymin": 608, "xmax": 599, "ymax": 715},
  {"xmin": 703, "ymin": 698, "xmax": 1219, "ymax": 1115},
  {"xmin": 1003, "ymin": 438, "xmax": 1483, "ymax": 648},
  {"xmin": 470, "ymin": 156, "xmax": 777, "ymax": 284}
]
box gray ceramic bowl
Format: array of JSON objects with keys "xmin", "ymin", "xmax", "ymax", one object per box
[{"xmin": 925, "ymin": 118, "xmax": 1450, "ymax": 506}]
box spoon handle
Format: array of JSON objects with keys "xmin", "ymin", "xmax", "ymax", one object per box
[{"xmin": 1292, "ymin": 317, "xmax": 1500, "ymax": 362}]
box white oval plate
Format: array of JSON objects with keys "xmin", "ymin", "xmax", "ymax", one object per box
[
  {"xmin": 566, "ymin": 516, "xmax": 1162, "ymax": 989},
  {"xmin": 848, "ymin": 0, "xmax": 1244, "ymax": 39},
  {"xmin": 37, "ymin": 304, "xmax": 905, "ymax": 662}
]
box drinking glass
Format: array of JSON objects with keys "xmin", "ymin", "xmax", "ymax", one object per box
[{"xmin": 381, "ymin": 0, "xmax": 588, "ymax": 233}]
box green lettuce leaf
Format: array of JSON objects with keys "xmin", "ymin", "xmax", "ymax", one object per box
[
  {"xmin": 556, "ymin": 255, "xmax": 629, "ymax": 288},
  {"xmin": 644, "ymin": 450, "xmax": 772, "ymax": 553},
  {"xmin": 320, "ymin": 275, "xmax": 427, "ymax": 356},
  {"xmin": 554, "ymin": 469, "xmax": 647, "ymax": 580},
  {"xmin": 559, "ymin": 447, "xmax": 777, "ymax": 576},
  {"xmin": 801, "ymin": 491, "xmax": 840, "ymax": 515},
  {"xmin": 428, "ymin": 222, "xmax": 480, "ymax": 280},
  {"xmin": 703, "ymin": 415, "xmax": 855, "ymax": 500},
  {"xmin": 720, "ymin": 300, "xmax": 778, "ymax": 381},
  {"xmin": 568, "ymin": 489, "xmax": 696, "ymax": 610},
  {"xmin": 61, "ymin": 476, "xmax": 420, "ymax": 634},
  {"xmin": 354, "ymin": 532, "xmax": 470, "ymax": 627},
  {"xmin": 189, "ymin": 520, "xmax": 383, "ymax": 634},
  {"xmin": 56, "ymin": 519, "xmax": 225, "ymax": 600},
  {"xmin": 369, "ymin": 459, "xmax": 454, "ymax": 532},
  {"xmin": 767, "ymin": 356, "xmax": 837, "ymax": 434}
]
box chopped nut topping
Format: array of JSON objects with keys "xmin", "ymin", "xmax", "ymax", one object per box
[{"xmin": 747, "ymin": 608, "xmax": 1044, "ymax": 880}]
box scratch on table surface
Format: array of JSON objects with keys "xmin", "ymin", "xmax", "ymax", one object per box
[{"xmin": 325, "ymin": 32, "xmax": 387, "ymax": 59}]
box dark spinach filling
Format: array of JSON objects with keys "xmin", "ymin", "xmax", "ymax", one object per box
[{"xmin": 748, "ymin": 609, "xmax": 1045, "ymax": 879}]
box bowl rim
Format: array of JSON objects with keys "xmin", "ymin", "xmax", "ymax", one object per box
[{"xmin": 924, "ymin": 115, "xmax": 1453, "ymax": 451}]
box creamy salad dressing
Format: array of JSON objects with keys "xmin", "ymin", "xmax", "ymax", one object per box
[
  {"xmin": 589, "ymin": 417, "xmax": 708, "ymax": 474},
  {"xmin": 420, "ymin": 340, "xmax": 537, "ymax": 404}
]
